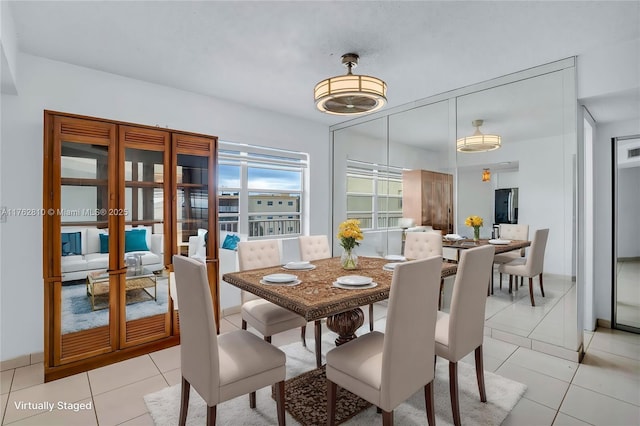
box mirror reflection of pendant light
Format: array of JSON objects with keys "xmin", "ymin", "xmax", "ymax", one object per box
[
  {"xmin": 482, "ymin": 168, "xmax": 491, "ymax": 182},
  {"xmin": 457, "ymin": 119, "xmax": 502, "ymax": 152},
  {"xmin": 314, "ymin": 53, "xmax": 387, "ymax": 115}
]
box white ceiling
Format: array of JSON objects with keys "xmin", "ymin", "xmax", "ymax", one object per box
[{"xmin": 8, "ymin": 1, "xmax": 640, "ymax": 127}]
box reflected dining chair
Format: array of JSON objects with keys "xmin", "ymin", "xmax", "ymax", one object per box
[
  {"xmin": 238, "ymin": 240, "xmax": 322, "ymax": 367},
  {"xmin": 493, "ymin": 224, "xmax": 529, "ymax": 292},
  {"xmin": 326, "ymin": 256, "xmax": 442, "ymax": 426},
  {"xmin": 498, "ymin": 228, "xmax": 549, "ymax": 306},
  {"xmin": 435, "ymin": 244, "xmax": 495, "ymax": 426},
  {"xmin": 172, "ymin": 255, "xmax": 286, "ymax": 426},
  {"xmin": 404, "ymin": 231, "xmax": 446, "ymax": 309}
]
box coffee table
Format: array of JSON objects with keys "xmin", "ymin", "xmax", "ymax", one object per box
[{"xmin": 86, "ymin": 268, "xmax": 157, "ymax": 310}]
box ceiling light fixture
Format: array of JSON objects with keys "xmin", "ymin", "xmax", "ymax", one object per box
[
  {"xmin": 456, "ymin": 119, "xmax": 502, "ymax": 152},
  {"xmin": 482, "ymin": 168, "xmax": 491, "ymax": 182},
  {"xmin": 314, "ymin": 53, "xmax": 387, "ymax": 115}
]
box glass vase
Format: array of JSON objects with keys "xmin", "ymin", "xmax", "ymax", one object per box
[
  {"xmin": 473, "ymin": 226, "xmax": 481, "ymax": 242},
  {"xmin": 341, "ymin": 248, "xmax": 358, "ymax": 270}
]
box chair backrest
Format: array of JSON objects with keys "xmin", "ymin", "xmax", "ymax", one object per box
[
  {"xmin": 237, "ymin": 240, "xmax": 281, "ymax": 303},
  {"xmin": 447, "ymin": 245, "xmax": 496, "ymax": 361},
  {"xmin": 298, "ymin": 235, "xmax": 331, "ymax": 261},
  {"xmin": 499, "ymin": 224, "xmax": 529, "ymax": 256},
  {"xmin": 404, "ymin": 232, "xmax": 443, "ymax": 259},
  {"xmin": 381, "ymin": 256, "xmax": 442, "ymax": 410},
  {"xmin": 523, "ymin": 228, "xmax": 549, "ymax": 276},
  {"xmin": 172, "ymin": 255, "xmax": 220, "ymax": 405}
]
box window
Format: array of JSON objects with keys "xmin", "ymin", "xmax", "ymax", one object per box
[
  {"xmin": 346, "ymin": 160, "xmax": 403, "ymax": 230},
  {"xmin": 218, "ymin": 142, "xmax": 307, "ymax": 238}
]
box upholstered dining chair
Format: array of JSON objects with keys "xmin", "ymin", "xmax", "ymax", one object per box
[
  {"xmin": 435, "ymin": 244, "xmax": 495, "ymax": 426},
  {"xmin": 326, "ymin": 256, "xmax": 442, "ymax": 426},
  {"xmin": 404, "ymin": 231, "xmax": 446, "ymax": 309},
  {"xmin": 238, "ymin": 240, "xmax": 321, "ymax": 367},
  {"xmin": 498, "ymin": 228, "xmax": 549, "ymax": 306},
  {"xmin": 172, "ymin": 255, "xmax": 286, "ymax": 426},
  {"xmin": 493, "ymin": 224, "xmax": 529, "ymax": 292}
]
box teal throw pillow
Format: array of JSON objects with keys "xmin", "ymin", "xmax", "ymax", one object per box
[
  {"xmin": 125, "ymin": 229, "xmax": 149, "ymax": 252},
  {"xmin": 99, "ymin": 234, "xmax": 109, "ymax": 253},
  {"xmin": 222, "ymin": 234, "xmax": 240, "ymax": 250}
]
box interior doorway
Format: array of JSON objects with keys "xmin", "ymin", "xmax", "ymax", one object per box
[{"xmin": 612, "ymin": 135, "xmax": 640, "ymax": 333}]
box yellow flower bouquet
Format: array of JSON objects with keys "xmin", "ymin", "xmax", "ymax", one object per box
[
  {"xmin": 337, "ymin": 219, "xmax": 363, "ymax": 269},
  {"xmin": 465, "ymin": 215, "xmax": 484, "ymax": 241}
]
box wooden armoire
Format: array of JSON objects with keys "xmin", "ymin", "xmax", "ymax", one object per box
[{"xmin": 401, "ymin": 169, "xmax": 454, "ymax": 234}]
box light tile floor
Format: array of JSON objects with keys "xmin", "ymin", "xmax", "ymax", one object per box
[{"xmin": 2, "ymin": 305, "xmax": 639, "ymax": 426}]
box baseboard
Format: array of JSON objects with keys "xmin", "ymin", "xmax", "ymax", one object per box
[
  {"xmin": 596, "ymin": 318, "xmax": 612, "ymax": 329},
  {"xmin": 221, "ymin": 305, "xmax": 241, "ymax": 317},
  {"xmin": 0, "ymin": 351, "xmax": 45, "ymax": 372}
]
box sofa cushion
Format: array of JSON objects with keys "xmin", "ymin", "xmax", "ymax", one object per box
[
  {"xmin": 86, "ymin": 228, "xmax": 107, "ymax": 254},
  {"xmin": 85, "ymin": 253, "xmax": 109, "ymax": 270},
  {"xmin": 131, "ymin": 251, "xmax": 161, "ymax": 266},
  {"xmin": 61, "ymin": 255, "xmax": 88, "ymax": 273},
  {"xmin": 125, "ymin": 228, "xmax": 149, "ymax": 252}
]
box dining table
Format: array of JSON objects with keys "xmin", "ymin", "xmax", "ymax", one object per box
[{"xmin": 223, "ymin": 256, "xmax": 458, "ymax": 366}]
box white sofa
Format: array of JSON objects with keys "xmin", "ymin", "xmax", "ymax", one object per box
[{"xmin": 61, "ymin": 226, "xmax": 164, "ymax": 282}]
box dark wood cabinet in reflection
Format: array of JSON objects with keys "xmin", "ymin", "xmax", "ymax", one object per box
[{"xmin": 402, "ymin": 169, "xmax": 454, "ymax": 234}]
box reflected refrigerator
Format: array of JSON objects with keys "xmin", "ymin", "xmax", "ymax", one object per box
[{"xmin": 494, "ymin": 188, "xmax": 518, "ymax": 224}]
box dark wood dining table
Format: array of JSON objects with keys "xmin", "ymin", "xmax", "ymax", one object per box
[{"xmin": 223, "ymin": 257, "xmax": 457, "ymax": 361}]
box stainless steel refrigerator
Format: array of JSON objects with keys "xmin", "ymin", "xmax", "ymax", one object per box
[{"xmin": 495, "ymin": 188, "xmax": 518, "ymax": 224}]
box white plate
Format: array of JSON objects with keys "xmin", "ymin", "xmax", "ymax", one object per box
[
  {"xmin": 383, "ymin": 263, "xmax": 399, "ymax": 271},
  {"xmin": 283, "ymin": 262, "xmax": 316, "ymax": 271},
  {"xmin": 444, "ymin": 234, "xmax": 464, "ymax": 241},
  {"xmin": 333, "ymin": 281, "xmax": 378, "ymax": 290},
  {"xmin": 384, "ymin": 254, "xmax": 406, "ymax": 261},
  {"xmin": 262, "ymin": 273, "xmax": 298, "ymax": 283},
  {"xmin": 336, "ymin": 275, "xmax": 373, "ymax": 286},
  {"xmin": 260, "ymin": 279, "xmax": 302, "ymax": 286},
  {"xmin": 488, "ymin": 239, "xmax": 512, "ymax": 245}
]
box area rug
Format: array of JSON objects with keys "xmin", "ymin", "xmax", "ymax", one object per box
[
  {"xmin": 61, "ymin": 277, "xmax": 169, "ymax": 334},
  {"xmin": 144, "ymin": 336, "xmax": 527, "ymax": 426}
]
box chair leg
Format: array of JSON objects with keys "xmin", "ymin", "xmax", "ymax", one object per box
[
  {"xmin": 206, "ymin": 405, "xmax": 216, "ymax": 426},
  {"xmin": 275, "ymin": 380, "xmax": 285, "ymax": 426},
  {"xmin": 499, "ymin": 272, "xmax": 503, "ymax": 290},
  {"xmin": 369, "ymin": 304, "xmax": 374, "ymax": 331},
  {"xmin": 439, "ymin": 278, "xmax": 444, "ymax": 309},
  {"xmin": 301, "ymin": 325, "xmax": 307, "ymax": 347},
  {"xmin": 474, "ymin": 345, "xmax": 487, "ymax": 402},
  {"xmin": 539, "ymin": 273, "xmax": 545, "ymax": 297},
  {"xmin": 241, "ymin": 319, "xmax": 247, "ymax": 330},
  {"xmin": 508, "ymin": 274, "xmax": 513, "ymax": 293},
  {"xmin": 249, "ymin": 391, "xmax": 256, "ymax": 408},
  {"xmin": 520, "ymin": 276, "xmax": 524, "ymax": 287},
  {"xmin": 528, "ymin": 277, "xmax": 535, "ymax": 306},
  {"xmin": 327, "ymin": 379, "xmax": 337, "ymax": 426},
  {"xmin": 424, "ymin": 381, "xmax": 435, "ymax": 426},
  {"xmin": 382, "ymin": 410, "xmax": 394, "ymax": 426},
  {"xmin": 179, "ymin": 377, "xmax": 190, "ymax": 426},
  {"xmin": 449, "ymin": 361, "xmax": 461, "ymax": 426},
  {"xmin": 315, "ymin": 320, "xmax": 322, "ymax": 368}
]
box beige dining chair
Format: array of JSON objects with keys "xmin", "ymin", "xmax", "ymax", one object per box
[
  {"xmin": 498, "ymin": 228, "xmax": 549, "ymax": 306},
  {"xmin": 238, "ymin": 240, "xmax": 321, "ymax": 367},
  {"xmin": 172, "ymin": 255, "xmax": 286, "ymax": 426},
  {"xmin": 493, "ymin": 224, "xmax": 529, "ymax": 292},
  {"xmin": 404, "ymin": 232, "xmax": 446, "ymax": 309},
  {"xmin": 295, "ymin": 235, "xmax": 332, "ymax": 366},
  {"xmin": 326, "ymin": 256, "xmax": 442, "ymax": 426},
  {"xmin": 435, "ymin": 244, "xmax": 495, "ymax": 426}
]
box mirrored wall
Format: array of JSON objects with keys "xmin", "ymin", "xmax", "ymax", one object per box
[{"xmin": 331, "ymin": 58, "xmax": 581, "ymax": 356}]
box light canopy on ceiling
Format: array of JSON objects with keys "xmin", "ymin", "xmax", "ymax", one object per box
[
  {"xmin": 314, "ymin": 53, "xmax": 387, "ymax": 115},
  {"xmin": 456, "ymin": 119, "xmax": 501, "ymax": 153}
]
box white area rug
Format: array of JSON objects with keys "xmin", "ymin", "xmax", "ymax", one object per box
[{"xmin": 145, "ymin": 336, "xmax": 526, "ymax": 426}]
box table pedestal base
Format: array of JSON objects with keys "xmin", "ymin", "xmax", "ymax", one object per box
[{"xmin": 326, "ymin": 308, "xmax": 365, "ymax": 346}]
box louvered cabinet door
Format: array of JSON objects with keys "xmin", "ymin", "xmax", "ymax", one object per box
[
  {"xmin": 118, "ymin": 126, "xmax": 172, "ymax": 348},
  {"xmin": 44, "ymin": 114, "xmax": 119, "ymax": 367}
]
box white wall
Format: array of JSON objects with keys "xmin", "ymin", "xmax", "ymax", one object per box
[
  {"xmin": 0, "ymin": 53, "xmax": 330, "ymax": 361},
  {"xmin": 593, "ymin": 119, "xmax": 640, "ymax": 324}
]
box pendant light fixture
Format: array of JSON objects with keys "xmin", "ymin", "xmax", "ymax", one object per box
[
  {"xmin": 314, "ymin": 53, "xmax": 387, "ymax": 115},
  {"xmin": 456, "ymin": 119, "xmax": 502, "ymax": 152},
  {"xmin": 482, "ymin": 168, "xmax": 491, "ymax": 182}
]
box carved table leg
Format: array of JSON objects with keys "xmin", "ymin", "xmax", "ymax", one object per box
[{"xmin": 326, "ymin": 308, "xmax": 365, "ymax": 346}]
